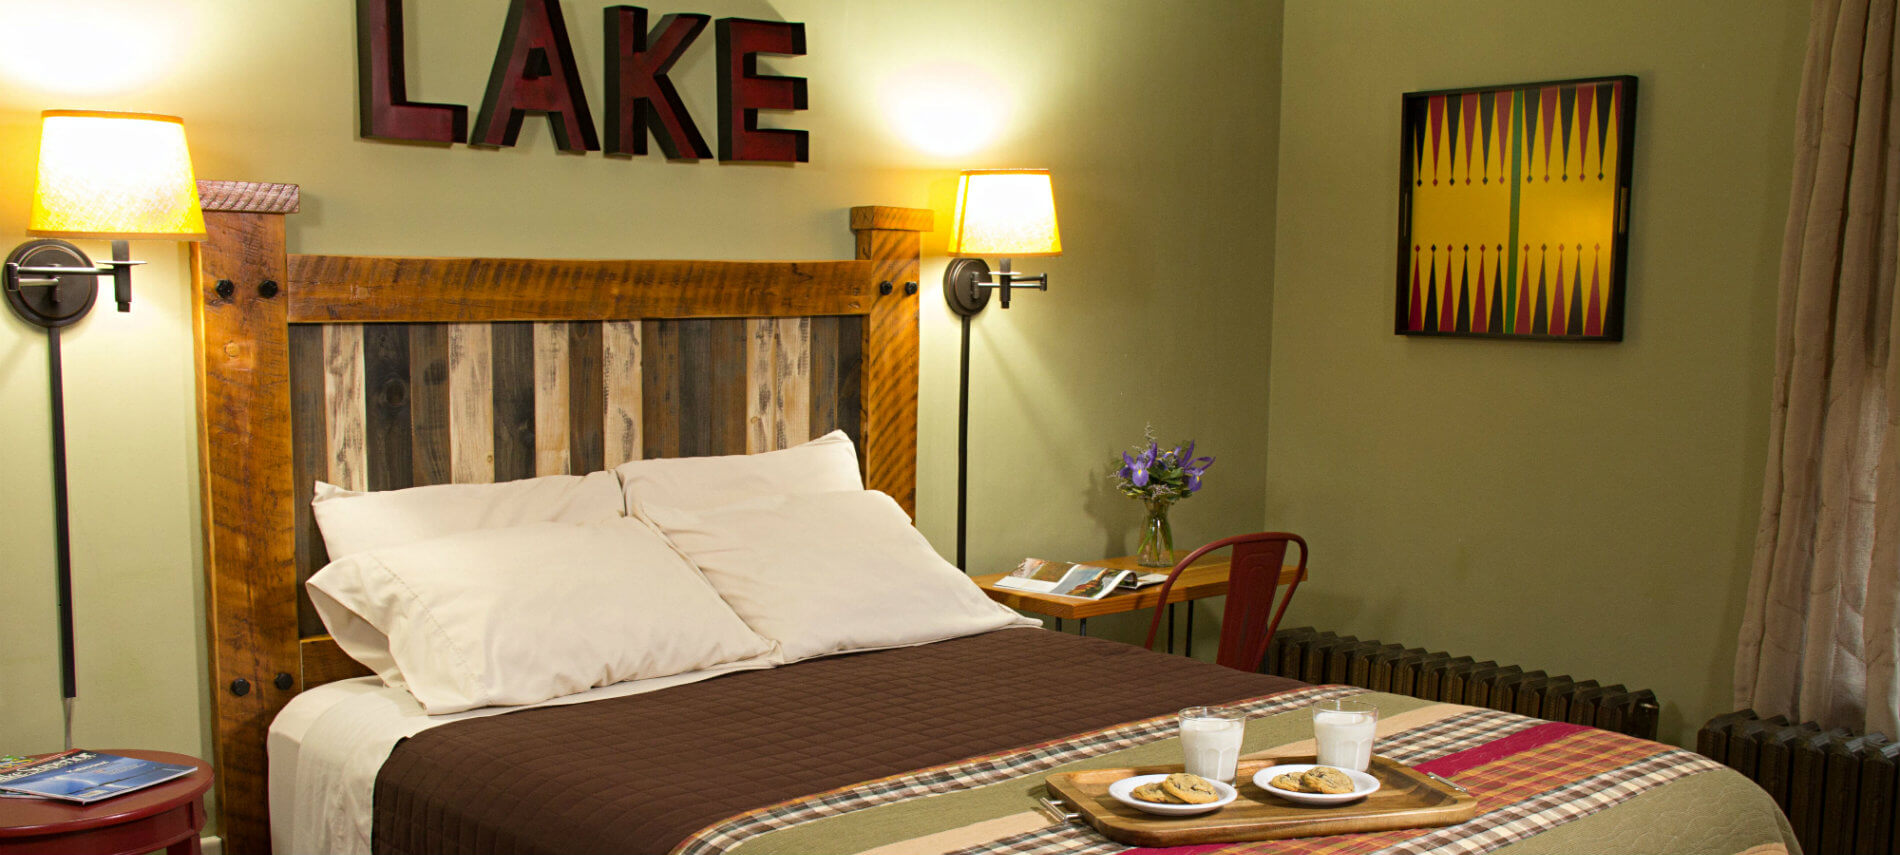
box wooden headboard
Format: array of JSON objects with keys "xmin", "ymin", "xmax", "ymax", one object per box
[{"xmin": 189, "ymin": 180, "xmax": 930, "ymax": 853}]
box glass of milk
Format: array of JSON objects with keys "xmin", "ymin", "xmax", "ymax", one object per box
[
  {"xmin": 1312, "ymin": 699, "xmax": 1378, "ymax": 771},
  {"xmin": 1178, "ymin": 706, "xmax": 1246, "ymax": 783}
]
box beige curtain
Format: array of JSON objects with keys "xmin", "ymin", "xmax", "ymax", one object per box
[{"xmin": 1739, "ymin": 0, "xmax": 1900, "ymax": 738}]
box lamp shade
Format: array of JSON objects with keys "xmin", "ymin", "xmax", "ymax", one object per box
[
  {"xmin": 28, "ymin": 111, "xmax": 205, "ymax": 241},
  {"xmin": 947, "ymin": 169, "xmax": 1060, "ymax": 257}
]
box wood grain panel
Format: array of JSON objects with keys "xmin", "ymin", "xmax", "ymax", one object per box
[
  {"xmin": 532, "ymin": 322, "xmax": 572, "ymax": 476},
  {"xmin": 301, "ymin": 636, "xmax": 374, "ymax": 686},
  {"xmin": 643, "ymin": 319, "xmax": 681, "ymax": 459},
  {"xmin": 568, "ymin": 322, "xmax": 606, "ymax": 474},
  {"xmin": 492, "ymin": 322, "xmax": 536, "ymax": 481},
  {"xmin": 192, "ymin": 209, "xmax": 297, "ymax": 855},
  {"xmin": 837, "ymin": 314, "xmax": 864, "ymax": 448},
  {"xmin": 674, "ymin": 319, "xmax": 712, "ymax": 456},
  {"xmin": 363, "ymin": 324, "xmax": 414, "ymax": 491},
  {"xmin": 286, "ymin": 255, "xmax": 877, "ymax": 322},
  {"xmin": 852, "ymin": 210, "xmax": 924, "ymax": 516},
  {"xmin": 322, "ymin": 324, "xmax": 368, "ymax": 492},
  {"xmin": 809, "ymin": 316, "xmax": 839, "ymax": 435},
  {"xmin": 710, "ymin": 319, "xmax": 748, "ymax": 456},
  {"xmin": 603, "ymin": 320, "xmax": 642, "ymax": 467},
  {"xmin": 850, "ymin": 206, "xmax": 934, "ymax": 232},
  {"xmin": 746, "ymin": 318, "xmax": 811, "ymax": 452},
  {"xmin": 448, "ymin": 323, "xmax": 495, "ymax": 483},
  {"xmin": 198, "ymin": 180, "xmax": 300, "ymax": 214},
  {"xmin": 746, "ymin": 320, "xmax": 774, "ymax": 453},
  {"xmin": 287, "ymin": 325, "xmax": 329, "ymax": 638},
  {"xmin": 777, "ymin": 318, "xmax": 811, "ymax": 448},
  {"xmin": 408, "ymin": 324, "xmax": 452, "ymax": 485}
]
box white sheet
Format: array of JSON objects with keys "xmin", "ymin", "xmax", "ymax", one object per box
[{"xmin": 268, "ymin": 660, "xmax": 775, "ymax": 855}]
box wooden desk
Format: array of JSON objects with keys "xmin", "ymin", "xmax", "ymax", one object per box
[
  {"xmin": 0, "ymin": 749, "xmax": 212, "ymax": 855},
  {"xmin": 973, "ymin": 554, "xmax": 1305, "ymax": 646}
]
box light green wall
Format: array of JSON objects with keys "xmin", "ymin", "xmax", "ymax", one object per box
[
  {"xmin": 1268, "ymin": 0, "xmax": 1807, "ymax": 745},
  {"xmin": 0, "ymin": 0, "xmax": 1282, "ymax": 789}
]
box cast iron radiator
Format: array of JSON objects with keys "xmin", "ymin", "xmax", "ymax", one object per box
[
  {"xmin": 1699, "ymin": 709, "xmax": 1897, "ymax": 855},
  {"xmin": 1260, "ymin": 627, "xmax": 1660, "ymax": 740}
]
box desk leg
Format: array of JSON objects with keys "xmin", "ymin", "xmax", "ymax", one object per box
[
  {"xmin": 1186, "ymin": 605, "xmax": 1196, "ymax": 657},
  {"xmin": 1167, "ymin": 604, "xmax": 1177, "ymax": 654},
  {"xmin": 1079, "ymin": 618, "xmax": 1088, "ymax": 636},
  {"xmin": 1053, "ymin": 618, "xmax": 1062, "ymax": 632}
]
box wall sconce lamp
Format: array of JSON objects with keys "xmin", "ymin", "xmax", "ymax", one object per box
[
  {"xmin": 941, "ymin": 168, "xmax": 1060, "ymax": 570},
  {"xmin": 3, "ymin": 110, "xmax": 205, "ymax": 749},
  {"xmin": 942, "ymin": 169, "xmax": 1062, "ymax": 315},
  {"xmin": 5, "ymin": 111, "xmax": 205, "ymax": 324}
]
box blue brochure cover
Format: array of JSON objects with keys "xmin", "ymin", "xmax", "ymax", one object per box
[{"xmin": 0, "ymin": 750, "xmax": 193, "ymax": 803}]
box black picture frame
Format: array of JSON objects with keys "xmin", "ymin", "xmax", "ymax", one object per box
[{"xmin": 1395, "ymin": 75, "xmax": 1637, "ymax": 341}]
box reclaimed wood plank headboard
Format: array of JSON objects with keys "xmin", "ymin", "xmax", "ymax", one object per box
[{"xmin": 189, "ymin": 180, "xmax": 930, "ymax": 854}]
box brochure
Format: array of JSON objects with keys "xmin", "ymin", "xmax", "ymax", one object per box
[
  {"xmin": 996, "ymin": 558, "xmax": 1140, "ymax": 600},
  {"xmin": 0, "ymin": 750, "xmax": 194, "ymax": 804},
  {"xmin": 1117, "ymin": 571, "xmax": 1171, "ymax": 590}
]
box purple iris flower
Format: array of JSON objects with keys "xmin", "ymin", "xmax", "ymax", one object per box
[{"xmin": 1119, "ymin": 450, "xmax": 1146, "ymax": 487}]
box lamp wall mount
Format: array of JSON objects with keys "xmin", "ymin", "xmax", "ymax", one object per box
[
  {"xmin": 3, "ymin": 239, "xmax": 143, "ymax": 329},
  {"xmin": 943, "ymin": 257, "xmax": 1048, "ymax": 317}
]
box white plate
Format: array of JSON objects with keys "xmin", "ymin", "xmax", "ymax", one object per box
[
  {"xmin": 1251, "ymin": 763, "xmax": 1382, "ymax": 805},
  {"xmin": 1107, "ymin": 773, "xmax": 1238, "ymax": 816}
]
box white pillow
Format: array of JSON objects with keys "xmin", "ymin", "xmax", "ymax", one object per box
[
  {"xmin": 614, "ymin": 430, "xmax": 862, "ymax": 515},
  {"xmin": 310, "ymin": 470, "xmax": 624, "ymax": 559},
  {"xmin": 306, "ymin": 517, "xmax": 773, "ymax": 714},
  {"xmin": 642, "ymin": 490, "xmax": 1037, "ymax": 663}
]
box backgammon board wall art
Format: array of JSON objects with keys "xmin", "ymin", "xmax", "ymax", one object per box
[{"xmin": 1396, "ymin": 76, "xmax": 1637, "ymax": 341}]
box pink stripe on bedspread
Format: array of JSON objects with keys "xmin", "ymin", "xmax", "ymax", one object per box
[{"xmin": 1414, "ymin": 721, "xmax": 1588, "ymax": 777}]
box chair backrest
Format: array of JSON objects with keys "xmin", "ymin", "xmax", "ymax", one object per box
[{"xmin": 1143, "ymin": 532, "xmax": 1307, "ymax": 672}]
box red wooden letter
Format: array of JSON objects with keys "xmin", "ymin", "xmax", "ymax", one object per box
[
  {"xmin": 715, "ymin": 18, "xmax": 808, "ymax": 163},
  {"xmin": 356, "ymin": 0, "xmax": 467, "ymax": 143},
  {"xmin": 604, "ymin": 7, "xmax": 711, "ymax": 159},
  {"xmin": 472, "ymin": 0, "xmax": 600, "ymax": 152}
]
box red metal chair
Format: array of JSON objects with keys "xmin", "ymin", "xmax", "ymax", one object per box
[{"xmin": 1143, "ymin": 532, "xmax": 1307, "ymax": 672}]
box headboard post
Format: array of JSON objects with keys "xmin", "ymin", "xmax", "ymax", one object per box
[
  {"xmin": 851, "ymin": 206, "xmax": 932, "ymax": 517},
  {"xmin": 192, "ymin": 180, "xmax": 302, "ymax": 855}
]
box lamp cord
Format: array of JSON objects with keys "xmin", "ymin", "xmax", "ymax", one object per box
[
  {"xmin": 47, "ymin": 325, "xmax": 78, "ymax": 750},
  {"xmin": 956, "ymin": 312, "xmax": 971, "ymax": 571}
]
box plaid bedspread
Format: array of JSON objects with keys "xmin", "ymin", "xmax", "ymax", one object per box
[{"xmin": 675, "ymin": 687, "xmax": 1798, "ymax": 855}]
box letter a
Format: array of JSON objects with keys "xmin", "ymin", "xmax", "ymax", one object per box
[{"xmin": 472, "ymin": 0, "xmax": 600, "ymax": 152}]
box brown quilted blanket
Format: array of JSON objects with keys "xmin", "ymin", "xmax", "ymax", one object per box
[{"xmin": 371, "ymin": 629, "xmax": 1302, "ymax": 855}]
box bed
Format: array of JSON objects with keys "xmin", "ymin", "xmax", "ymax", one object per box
[{"xmin": 190, "ymin": 183, "xmax": 1796, "ymax": 855}]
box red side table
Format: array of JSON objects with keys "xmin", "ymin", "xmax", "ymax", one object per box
[{"xmin": 0, "ymin": 750, "xmax": 212, "ymax": 855}]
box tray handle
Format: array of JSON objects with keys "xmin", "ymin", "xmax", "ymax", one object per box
[{"xmin": 1035, "ymin": 794, "xmax": 1081, "ymax": 824}]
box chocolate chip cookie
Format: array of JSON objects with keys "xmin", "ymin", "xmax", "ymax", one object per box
[
  {"xmin": 1130, "ymin": 781, "xmax": 1183, "ymax": 803},
  {"xmin": 1268, "ymin": 772, "xmax": 1305, "ymax": 792},
  {"xmin": 1300, "ymin": 765, "xmax": 1355, "ymax": 795},
  {"xmin": 1160, "ymin": 772, "xmax": 1221, "ymax": 804}
]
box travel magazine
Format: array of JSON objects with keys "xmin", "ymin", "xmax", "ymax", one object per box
[
  {"xmin": 995, "ymin": 558, "xmax": 1169, "ymax": 599},
  {"xmin": 0, "ymin": 750, "xmax": 194, "ymax": 803}
]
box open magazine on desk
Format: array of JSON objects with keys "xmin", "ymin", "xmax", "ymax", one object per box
[{"xmin": 994, "ymin": 558, "xmax": 1170, "ymax": 600}]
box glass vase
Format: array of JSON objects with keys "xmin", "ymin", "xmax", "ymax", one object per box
[{"xmin": 1136, "ymin": 499, "xmax": 1175, "ymax": 567}]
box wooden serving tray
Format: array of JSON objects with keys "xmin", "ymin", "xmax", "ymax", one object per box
[{"xmin": 1043, "ymin": 755, "xmax": 1477, "ymax": 847}]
